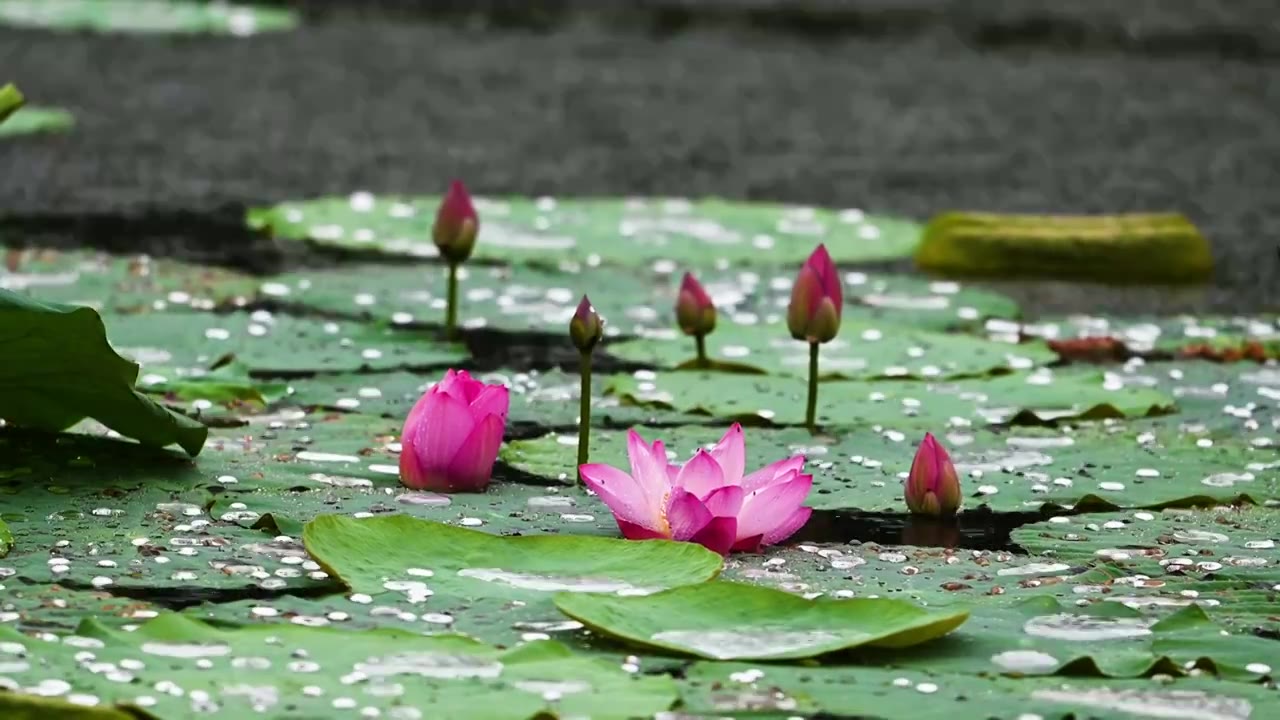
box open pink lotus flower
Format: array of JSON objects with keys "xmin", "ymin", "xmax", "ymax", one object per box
[
  {"xmin": 578, "ymin": 424, "xmax": 813, "ymax": 554},
  {"xmin": 399, "ymin": 369, "xmax": 509, "ymax": 492}
]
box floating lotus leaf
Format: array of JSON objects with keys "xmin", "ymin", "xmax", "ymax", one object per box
[
  {"xmin": 607, "ymin": 317, "xmax": 1055, "ymax": 380},
  {"xmin": 252, "ymin": 261, "xmax": 1020, "ymax": 335},
  {"xmin": 602, "ymin": 369, "xmax": 1174, "ymax": 429},
  {"xmin": 101, "ymin": 310, "xmax": 466, "ymax": 377},
  {"xmin": 1013, "ymin": 507, "xmax": 1280, "ymax": 581},
  {"xmin": 0, "ymin": 614, "xmax": 678, "ymax": 719},
  {"xmin": 679, "ymin": 661, "xmax": 1280, "ymax": 719},
  {"xmin": 0, "ymin": 249, "xmax": 257, "ymax": 312},
  {"xmin": 0, "ymin": 291, "xmax": 207, "ymax": 455},
  {"xmin": 248, "ymin": 194, "xmax": 922, "ymax": 266},
  {"xmin": 284, "ymin": 369, "xmax": 711, "ymax": 434},
  {"xmin": 0, "ymin": 106, "xmax": 73, "ymax": 138},
  {"xmin": 0, "ymin": 0, "xmax": 297, "ymax": 35},
  {"xmin": 303, "ymin": 515, "xmax": 723, "ymax": 647},
  {"xmin": 504, "ymin": 421, "xmax": 1266, "ymax": 512},
  {"xmin": 554, "ymin": 581, "xmax": 969, "ymax": 660}
]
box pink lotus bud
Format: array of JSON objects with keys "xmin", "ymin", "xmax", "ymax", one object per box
[
  {"xmin": 569, "ymin": 295, "xmax": 604, "ymax": 353},
  {"xmin": 675, "ymin": 272, "xmax": 716, "ymax": 337},
  {"xmin": 579, "ymin": 423, "xmax": 813, "ymax": 555},
  {"xmin": 432, "ymin": 180, "xmax": 479, "ymax": 264},
  {"xmin": 399, "ymin": 369, "xmax": 508, "ymax": 492},
  {"xmin": 905, "ymin": 432, "xmax": 962, "ymax": 516},
  {"xmin": 786, "ymin": 244, "xmax": 843, "ymax": 344}
]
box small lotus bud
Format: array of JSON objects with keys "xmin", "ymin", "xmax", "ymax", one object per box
[
  {"xmin": 569, "ymin": 295, "xmax": 604, "ymax": 353},
  {"xmin": 432, "ymin": 180, "xmax": 479, "ymax": 264},
  {"xmin": 905, "ymin": 432, "xmax": 962, "ymax": 516},
  {"xmin": 675, "ymin": 272, "xmax": 716, "ymax": 337},
  {"xmin": 787, "ymin": 244, "xmax": 843, "ymax": 344}
]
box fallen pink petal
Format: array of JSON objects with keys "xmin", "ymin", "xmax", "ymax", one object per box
[
  {"xmin": 579, "ymin": 423, "xmax": 813, "ymax": 554},
  {"xmin": 399, "ymin": 369, "xmax": 509, "ymax": 493}
]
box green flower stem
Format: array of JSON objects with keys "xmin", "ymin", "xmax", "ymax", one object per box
[
  {"xmin": 806, "ymin": 341, "xmax": 819, "ymax": 433},
  {"xmin": 577, "ymin": 349, "xmax": 592, "ymax": 483},
  {"xmin": 445, "ymin": 262, "xmax": 459, "ymax": 339},
  {"xmin": 695, "ymin": 334, "xmax": 708, "ymax": 367}
]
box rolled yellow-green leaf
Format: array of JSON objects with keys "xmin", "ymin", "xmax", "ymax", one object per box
[
  {"xmin": 914, "ymin": 211, "xmax": 1213, "ymax": 284},
  {"xmin": 0, "ymin": 84, "xmax": 25, "ymax": 126}
]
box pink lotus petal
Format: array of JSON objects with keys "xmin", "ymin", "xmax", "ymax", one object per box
[
  {"xmin": 626, "ymin": 430, "xmax": 664, "ymax": 484},
  {"xmin": 690, "ymin": 516, "xmax": 738, "ymax": 555},
  {"xmin": 675, "ymin": 449, "xmax": 725, "ymax": 500},
  {"xmin": 401, "ymin": 388, "xmax": 435, "ymax": 444},
  {"xmin": 435, "ymin": 369, "xmax": 467, "ymax": 400},
  {"xmin": 616, "ymin": 518, "xmax": 670, "ymax": 541},
  {"xmin": 398, "ymin": 443, "xmax": 433, "ymax": 490},
  {"xmin": 437, "ymin": 180, "xmax": 477, "ymax": 226},
  {"xmin": 665, "ymin": 463, "xmax": 681, "ymax": 486},
  {"xmin": 580, "ymin": 463, "xmax": 654, "ymax": 529},
  {"xmin": 736, "ymin": 473, "xmax": 814, "ymax": 542},
  {"xmin": 399, "ymin": 369, "xmax": 508, "ymax": 493},
  {"xmin": 665, "ymin": 488, "xmax": 713, "ymax": 541},
  {"xmin": 441, "ymin": 414, "xmax": 505, "ymax": 491},
  {"xmin": 741, "ymin": 455, "xmax": 805, "ymax": 492},
  {"xmin": 626, "ymin": 431, "xmax": 671, "ymax": 516},
  {"xmin": 579, "ymin": 425, "xmax": 816, "ymax": 554},
  {"xmin": 761, "ymin": 506, "xmax": 812, "ymax": 547},
  {"xmin": 469, "ymin": 383, "xmax": 510, "ymax": 420},
  {"xmin": 810, "ymin": 244, "xmax": 843, "ymax": 314},
  {"xmin": 708, "ymin": 423, "xmax": 746, "ymax": 485},
  {"xmin": 408, "ymin": 391, "xmax": 476, "ymax": 471},
  {"xmin": 701, "ymin": 484, "xmax": 745, "ymax": 517},
  {"xmin": 730, "ymin": 533, "xmax": 766, "ymax": 553}
]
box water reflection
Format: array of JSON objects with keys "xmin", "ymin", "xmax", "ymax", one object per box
[{"xmin": 791, "ymin": 508, "xmax": 1044, "ymax": 552}]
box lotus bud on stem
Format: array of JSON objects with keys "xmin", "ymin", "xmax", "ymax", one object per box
[
  {"xmin": 675, "ymin": 272, "xmax": 716, "ymax": 367},
  {"xmin": 432, "ymin": 180, "xmax": 479, "ymax": 339},
  {"xmin": 569, "ymin": 295, "xmax": 604, "ymax": 482},
  {"xmin": 905, "ymin": 432, "xmax": 962, "ymax": 516},
  {"xmin": 786, "ymin": 244, "xmax": 843, "ymax": 433}
]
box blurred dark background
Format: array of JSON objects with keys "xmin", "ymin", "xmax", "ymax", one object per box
[{"xmin": 0, "ymin": 0, "xmax": 1277, "ymax": 314}]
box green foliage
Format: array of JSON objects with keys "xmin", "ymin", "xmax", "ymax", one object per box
[
  {"xmin": 3, "ymin": 203, "xmax": 1278, "ymax": 720},
  {"xmin": 0, "ymin": 0, "xmax": 298, "ymax": 35},
  {"xmin": 0, "ymin": 83, "xmax": 24, "ymax": 125},
  {"xmin": 503, "ymin": 423, "xmax": 1277, "ymax": 512},
  {"xmin": 0, "ymin": 291, "xmax": 207, "ymax": 455},
  {"xmin": 602, "ymin": 369, "xmax": 1174, "ymax": 429},
  {"xmin": 0, "ymin": 106, "xmax": 73, "ymax": 138},
  {"xmin": 607, "ymin": 317, "xmax": 1056, "ymax": 380},
  {"xmin": 554, "ymin": 581, "xmax": 969, "ymax": 660},
  {"xmin": 680, "ymin": 662, "xmax": 1280, "ymax": 718},
  {"xmin": 0, "ymin": 614, "xmax": 678, "ymax": 718},
  {"xmin": 249, "ymin": 194, "xmax": 923, "ymax": 266},
  {"xmin": 916, "ymin": 212, "xmax": 1213, "ymax": 284}
]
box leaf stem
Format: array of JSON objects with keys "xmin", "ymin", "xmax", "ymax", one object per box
[
  {"xmin": 577, "ymin": 349, "xmax": 592, "ymax": 483},
  {"xmin": 806, "ymin": 341, "xmax": 819, "ymax": 434},
  {"xmin": 445, "ymin": 262, "xmax": 459, "ymax": 339}
]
